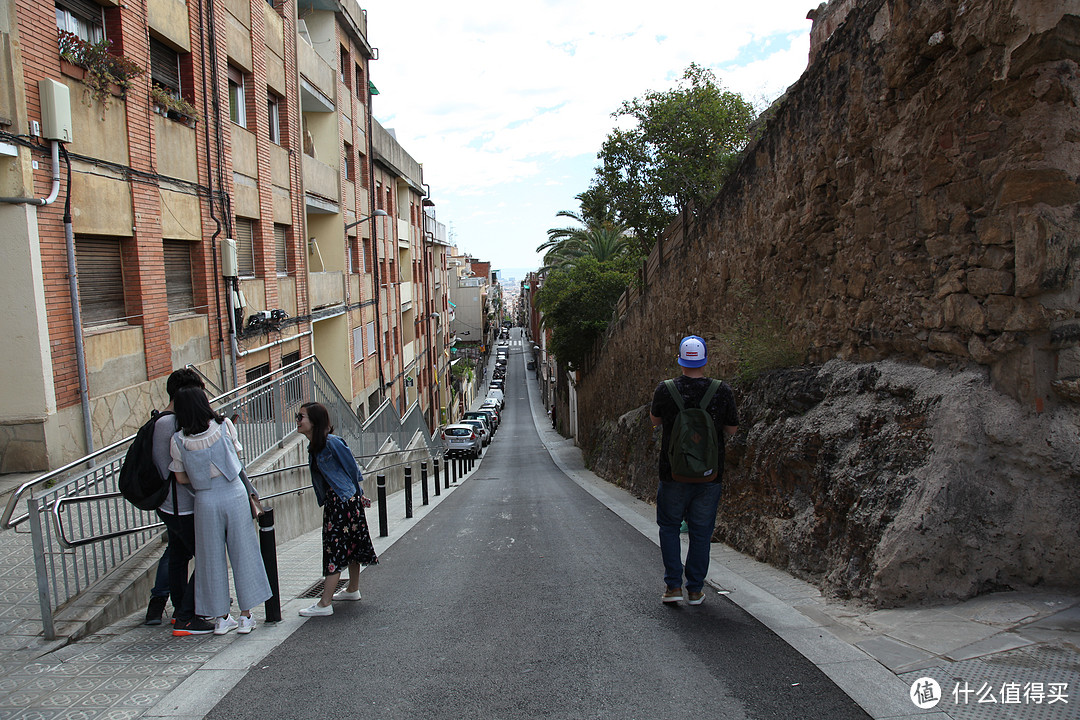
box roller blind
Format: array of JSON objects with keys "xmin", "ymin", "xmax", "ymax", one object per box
[
  {"xmin": 163, "ymin": 240, "xmax": 194, "ymax": 314},
  {"xmin": 75, "ymin": 235, "xmax": 125, "ymax": 325},
  {"xmin": 274, "ymin": 224, "xmax": 287, "ymax": 273},
  {"xmin": 235, "ymin": 218, "xmax": 255, "ymax": 277}
]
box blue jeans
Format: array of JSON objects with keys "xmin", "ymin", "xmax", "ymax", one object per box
[{"xmin": 657, "ymin": 481, "xmax": 722, "ymax": 593}]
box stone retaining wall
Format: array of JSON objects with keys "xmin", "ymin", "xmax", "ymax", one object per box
[{"xmin": 576, "ymin": 0, "xmax": 1080, "ymax": 605}]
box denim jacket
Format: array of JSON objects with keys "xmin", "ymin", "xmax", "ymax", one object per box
[{"xmin": 309, "ymin": 434, "xmax": 363, "ymax": 506}]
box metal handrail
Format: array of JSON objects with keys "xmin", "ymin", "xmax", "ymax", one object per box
[
  {"xmin": 2, "ymin": 355, "xmax": 321, "ymax": 532},
  {"xmin": 1, "ymin": 435, "xmax": 132, "ymax": 531},
  {"xmin": 48, "ymin": 445, "xmax": 450, "ymax": 549}
]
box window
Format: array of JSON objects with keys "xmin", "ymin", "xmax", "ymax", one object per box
[
  {"xmin": 228, "ymin": 65, "xmax": 246, "ymax": 127},
  {"xmin": 375, "ymin": 182, "xmax": 382, "ymax": 210},
  {"xmin": 163, "ymin": 240, "xmax": 194, "ymax": 314},
  {"xmin": 267, "ymin": 92, "xmax": 281, "ymax": 144},
  {"xmin": 75, "ymin": 235, "xmax": 125, "ymax": 325},
  {"xmin": 234, "ymin": 217, "xmax": 255, "ymax": 277},
  {"xmin": 343, "ymin": 141, "xmax": 354, "ymax": 181},
  {"xmin": 339, "ymin": 46, "xmax": 350, "ymax": 88},
  {"xmin": 55, "ymin": 0, "xmax": 104, "ymax": 43},
  {"xmin": 354, "ymin": 63, "xmax": 363, "ymax": 99},
  {"xmin": 352, "ymin": 325, "xmax": 363, "ymax": 363},
  {"xmin": 150, "ymin": 38, "xmax": 181, "ymax": 97},
  {"xmin": 274, "ymin": 224, "xmax": 288, "ymax": 274},
  {"xmin": 363, "ymin": 237, "xmax": 373, "ymax": 273},
  {"xmin": 350, "ymin": 237, "xmax": 363, "ymax": 273}
]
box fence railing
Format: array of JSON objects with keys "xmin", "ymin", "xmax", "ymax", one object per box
[{"xmin": 2, "ymin": 356, "xmax": 440, "ymax": 639}]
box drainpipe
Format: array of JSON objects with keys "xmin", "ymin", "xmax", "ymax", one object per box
[{"xmin": 0, "ymin": 140, "xmax": 61, "ymax": 206}]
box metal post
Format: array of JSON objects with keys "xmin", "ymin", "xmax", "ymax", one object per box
[
  {"xmin": 433, "ymin": 458, "xmax": 441, "ymax": 496},
  {"xmin": 421, "ymin": 462, "xmax": 429, "ymax": 506},
  {"xmin": 258, "ymin": 508, "xmax": 281, "ymax": 622},
  {"xmin": 404, "ymin": 466, "xmax": 413, "ymax": 519},
  {"xmin": 377, "ymin": 474, "xmax": 388, "ymax": 537},
  {"xmin": 28, "ymin": 500, "xmax": 55, "ymax": 640},
  {"xmin": 451, "ymin": 458, "xmax": 458, "ymax": 484}
]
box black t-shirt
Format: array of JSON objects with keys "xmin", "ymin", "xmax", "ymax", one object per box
[{"xmin": 651, "ymin": 375, "xmax": 738, "ymax": 483}]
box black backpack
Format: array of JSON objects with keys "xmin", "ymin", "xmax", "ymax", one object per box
[
  {"xmin": 664, "ymin": 379, "xmax": 722, "ymax": 483},
  {"xmin": 118, "ymin": 410, "xmax": 176, "ymax": 511}
]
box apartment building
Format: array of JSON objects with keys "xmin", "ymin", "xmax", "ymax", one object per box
[{"xmin": 0, "ymin": 0, "xmax": 448, "ymax": 471}]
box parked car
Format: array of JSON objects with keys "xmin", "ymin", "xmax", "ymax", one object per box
[
  {"xmin": 481, "ymin": 398, "xmax": 501, "ymax": 417},
  {"xmin": 473, "ymin": 407, "xmax": 499, "ymax": 431},
  {"xmin": 490, "ymin": 379, "xmax": 504, "ymax": 391},
  {"xmin": 441, "ymin": 424, "xmax": 481, "ymax": 459},
  {"xmin": 486, "ymin": 388, "xmax": 504, "ymax": 409},
  {"xmin": 464, "ymin": 410, "xmax": 495, "ymax": 434},
  {"xmin": 460, "ymin": 418, "xmax": 490, "ymax": 446},
  {"xmin": 526, "ymin": 360, "xmax": 536, "ymax": 370}
]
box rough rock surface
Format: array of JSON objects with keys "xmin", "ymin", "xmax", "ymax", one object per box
[{"xmin": 586, "ymin": 360, "xmax": 1080, "ymax": 607}]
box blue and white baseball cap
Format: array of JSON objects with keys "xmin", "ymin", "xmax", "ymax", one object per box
[{"xmin": 677, "ymin": 335, "xmax": 707, "ymax": 368}]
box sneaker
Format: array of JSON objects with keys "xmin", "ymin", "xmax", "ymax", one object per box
[
  {"xmin": 144, "ymin": 595, "xmax": 168, "ymax": 626},
  {"xmin": 661, "ymin": 587, "xmax": 684, "ymax": 604},
  {"xmin": 214, "ymin": 614, "xmax": 239, "ymax": 635},
  {"xmin": 172, "ymin": 617, "xmax": 215, "ymax": 636},
  {"xmin": 333, "ymin": 589, "xmax": 361, "ymax": 601},
  {"xmin": 237, "ymin": 615, "xmax": 256, "ymax": 634},
  {"xmin": 687, "ymin": 590, "xmax": 706, "ymax": 605},
  {"xmin": 298, "ymin": 603, "xmax": 333, "ymax": 617}
]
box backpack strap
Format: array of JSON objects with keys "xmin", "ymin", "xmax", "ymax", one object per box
[
  {"xmin": 699, "ymin": 379, "xmax": 722, "ymax": 412},
  {"xmin": 664, "ymin": 379, "xmax": 685, "ymax": 411},
  {"xmin": 666, "ymin": 378, "xmax": 721, "ymax": 411}
]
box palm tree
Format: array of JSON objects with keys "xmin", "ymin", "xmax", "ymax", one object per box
[{"xmin": 537, "ymin": 210, "xmax": 635, "ymax": 272}]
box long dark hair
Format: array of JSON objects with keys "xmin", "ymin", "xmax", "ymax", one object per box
[
  {"xmin": 302, "ymin": 402, "xmax": 333, "ymax": 455},
  {"xmin": 174, "ymin": 386, "xmax": 224, "ymax": 436}
]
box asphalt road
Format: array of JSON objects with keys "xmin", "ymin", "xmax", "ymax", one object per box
[{"xmin": 206, "ymin": 331, "xmax": 871, "ymax": 720}]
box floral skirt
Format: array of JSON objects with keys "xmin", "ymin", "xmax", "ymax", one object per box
[{"xmin": 322, "ymin": 490, "xmax": 378, "ymax": 575}]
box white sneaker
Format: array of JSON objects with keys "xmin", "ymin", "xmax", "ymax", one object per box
[
  {"xmin": 298, "ymin": 603, "xmax": 333, "ymax": 617},
  {"xmin": 214, "ymin": 614, "xmax": 239, "ymax": 635},
  {"xmin": 333, "ymin": 589, "xmax": 361, "ymax": 601},
  {"xmin": 237, "ymin": 615, "xmax": 256, "ymax": 634}
]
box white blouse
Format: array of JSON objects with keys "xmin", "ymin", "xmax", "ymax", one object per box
[{"xmin": 169, "ymin": 417, "xmax": 244, "ymax": 477}]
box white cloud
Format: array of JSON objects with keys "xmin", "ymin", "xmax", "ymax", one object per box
[{"xmin": 361, "ymin": 0, "xmax": 815, "ymax": 267}]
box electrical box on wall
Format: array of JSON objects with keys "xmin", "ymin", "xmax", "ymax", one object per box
[
  {"xmin": 38, "ymin": 79, "xmax": 73, "ymax": 142},
  {"xmin": 221, "ymin": 237, "xmax": 238, "ymax": 277}
]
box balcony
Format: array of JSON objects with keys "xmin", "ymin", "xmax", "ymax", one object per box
[
  {"xmin": 297, "ymin": 39, "xmax": 335, "ymax": 112},
  {"xmin": 303, "ymin": 155, "xmax": 339, "ymax": 206},
  {"xmin": 399, "ymin": 281, "xmax": 413, "ymax": 310},
  {"xmin": 309, "ymin": 271, "xmax": 344, "ymax": 310}
]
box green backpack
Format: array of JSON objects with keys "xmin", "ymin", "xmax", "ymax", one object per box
[{"xmin": 664, "ymin": 379, "xmax": 722, "ymax": 483}]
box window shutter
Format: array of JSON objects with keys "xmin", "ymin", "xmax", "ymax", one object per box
[
  {"xmin": 365, "ymin": 321, "xmax": 376, "ymax": 356},
  {"xmin": 274, "ymin": 224, "xmax": 287, "ymax": 273},
  {"xmin": 57, "ymin": 0, "xmax": 104, "ymax": 24},
  {"xmin": 235, "ymin": 218, "xmax": 255, "ymax": 277},
  {"xmin": 75, "ymin": 236, "xmax": 125, "ymax": 325},
  {"xmin": 352, "ymin": 326, "xmax": 363, "ymax": 363},
  {"xmin": 150, "ymin": 38, "xmax": 181, "ymax": 93},
  {"xmin": 163, "ymin": 240, "xmax": 194, "ymax": 314}
]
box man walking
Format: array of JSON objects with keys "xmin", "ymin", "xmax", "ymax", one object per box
[{"xmin": 650, "ymin": 336, "xmax": 738, "ymax": 605}]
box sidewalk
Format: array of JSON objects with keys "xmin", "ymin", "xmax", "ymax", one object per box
[{"xmin": 0, "ymin": 334, "xmax": 1075, "ymax": 720}]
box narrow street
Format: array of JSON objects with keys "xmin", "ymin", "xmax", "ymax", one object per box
[{"xmin": 205, "ymin": 330, "xmax": 870, "ymax": 720}]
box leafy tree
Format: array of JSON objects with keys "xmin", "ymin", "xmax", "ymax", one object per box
[
  {"xmin": 535, "ymin": 255, "xmax": 639, "ymax": 370},
  {"xmin": 594, "ymin": 63, "xmax": 755, "ymax": 249}
]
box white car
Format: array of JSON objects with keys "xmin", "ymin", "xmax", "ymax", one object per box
[{"xmin": 486, "ymin": 388, "xmax": 504, "ymax": 409}]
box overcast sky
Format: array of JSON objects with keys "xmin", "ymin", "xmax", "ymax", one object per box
[{"xmin": 361, "ymin": 0, "xmax": 815, "ymax": 279}]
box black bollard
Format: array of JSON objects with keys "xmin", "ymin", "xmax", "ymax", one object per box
[
  {"xmin": 451, "ymin": 457, "xmax": 458, "ymax": 484},
  {"xmin": 377, "ymin": 474, "xmax": 388, "ymax": 537},
  {"xmin": 258, "ymin": 508, "xmax": 281, "ymax": 622},
  {"xmin": 404, "ymin": 466, "xmax": 413, "ymax": 519},
  {"xmin": 421, "ymin": 462, "xmax": 429, "ymax": 506},
  {"xmin": 433, "ymin": 458, "xmax": 441, "ymax": 496}
]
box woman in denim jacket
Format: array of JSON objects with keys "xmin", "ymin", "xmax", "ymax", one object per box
[{"xmin": 296, "ymin": 402, "xmax": 378, "ymax": 616}]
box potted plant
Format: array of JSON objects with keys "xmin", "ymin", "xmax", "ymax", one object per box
[
  {"xmin": 58, "ymin": 30, "xmax": 144, "ymax": 108},
  {"xmin": 150, "ymin": 85, "xmax": 200, "ymax": 125}
]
